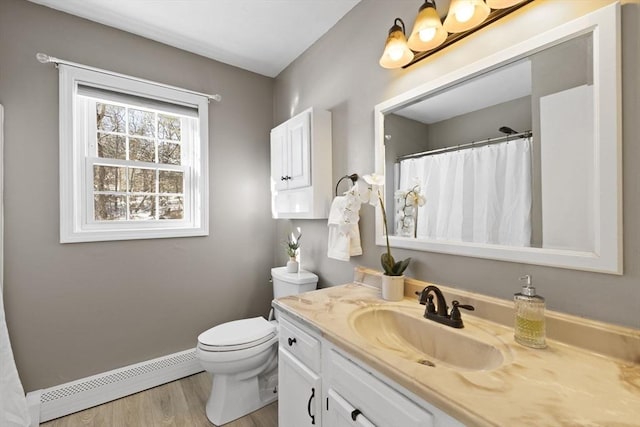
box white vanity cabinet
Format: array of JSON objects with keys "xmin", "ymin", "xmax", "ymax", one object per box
[
  {"xmin": 276, "ymin": 311, "xmax": 465, "ymax": 427},
  {"xmin": 270, "ymin": 107, "xmax": 332, "ymax": 219}
]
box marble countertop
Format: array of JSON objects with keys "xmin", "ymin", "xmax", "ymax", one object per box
[{"xmin": 273, "ymin": 279, "xmax": 640, "ymax": 427}]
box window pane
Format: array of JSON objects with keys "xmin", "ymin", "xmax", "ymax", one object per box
[
  {"xmin": 159, "ymin": 196, "xmax": 184, "ymax": 219},
  {"xmin": 159, "ymin": 141, "xmax": 181, "ymax": 165},
  {"xmin": 94, "ymin": 195, "xmax": 126, "ymax": 221},
  {"xmin": 129, "ymin": 195, "xmax": 156, "ymax": 220},
  {"xmin": 129, "ymin": 168, "xmax": 156, "ymax": 193},
  {"xmin": 129, "ymin": 138, "xmax": 155, "ymax": 162},
  {"xmin": 159, "ymin": 170, "xmax": 183, "ymax": 194},
  {"xmin": 97, "ymin": 133, "xmax": 126, "ymax": 160},
  {"xmin": 93, "ymin": 165, "xmax": 126, "ymax": 191},
  {"xmin": 128, "ymin": 108, "xmax": 155, "ymax": 137},
  {"xmin": 158, "ymin": 114, "xmax": 181, "ymax": 141},
  {"xmin": 97, "ymin": 103, "xmax": 125, "ymax": 133}
]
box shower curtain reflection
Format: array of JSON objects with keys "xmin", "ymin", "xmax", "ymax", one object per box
[{"xmin": 398, "ymin": 137, "xmax": 532, "ymax": 246}]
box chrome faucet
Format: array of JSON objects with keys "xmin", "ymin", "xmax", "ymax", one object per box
[{"xmin": 417, "ymin": 286, "xmax": 475, "ymax": 329}]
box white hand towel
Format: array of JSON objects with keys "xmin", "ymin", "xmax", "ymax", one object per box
[{"xmin": 327, "ymin": 194, "xmax": 362, "ymax": 261}]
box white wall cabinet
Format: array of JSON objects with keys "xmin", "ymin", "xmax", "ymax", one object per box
[
  {"xmin": 270, "ymin": 108, "xmax": 332, "ymax": 219},
  {"xmin": 277, "ymin": 311, "xmax": 465, "ymax": 427}
]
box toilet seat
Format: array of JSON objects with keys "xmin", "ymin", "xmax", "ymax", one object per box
[{"xmin": 198, "ymin": 317, "xmax": 276, "ymax": 352}]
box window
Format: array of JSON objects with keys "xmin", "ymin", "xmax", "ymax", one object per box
[{"xmin": 59, "ymin": 65, "xmax": 209, "ymax": 242}]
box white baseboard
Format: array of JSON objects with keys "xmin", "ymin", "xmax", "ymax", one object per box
[{"xmin": 26, "ymin": 348, "xmax": 203, "ymax": 423}]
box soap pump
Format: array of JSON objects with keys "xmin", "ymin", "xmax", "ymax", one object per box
[{"xmin": 514, "ymin": 275, "xmax": 546, "ymax": 349}]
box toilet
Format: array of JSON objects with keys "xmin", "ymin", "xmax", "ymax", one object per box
[{"xmin": 196, "ymin": 267, "xmax": 318, "ymax": 425}]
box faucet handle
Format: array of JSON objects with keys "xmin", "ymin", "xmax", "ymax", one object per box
[{"xmin": 450, "ymin": 300, "xmax": 475, "ymax": 322}]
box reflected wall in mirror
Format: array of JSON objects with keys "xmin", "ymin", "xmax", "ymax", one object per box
[{"xmin": 374, "ymin": 3, "xmax": 621, "ymax": 274}]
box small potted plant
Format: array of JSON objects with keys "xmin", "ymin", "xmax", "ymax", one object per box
[
  {"xmin": 284, "ymin": 230, "xmax": 302, "ymax": 273},
  {"xmin": 363, "ymin": 173, "xmax": 411, "ymax": 301}
]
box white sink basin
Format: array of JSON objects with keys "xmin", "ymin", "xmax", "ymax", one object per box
[{"xmin": 349, "ymin": 306, "xmax": 504, "ymax": 371}]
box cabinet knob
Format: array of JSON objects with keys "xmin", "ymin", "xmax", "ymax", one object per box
[
  {"xmin": 281, "ymin": 176, "xmax": 287, "ymax": 181},
  {"xmin": 288, "ymin": 337, "xmax": 297, "ymax": 346}
]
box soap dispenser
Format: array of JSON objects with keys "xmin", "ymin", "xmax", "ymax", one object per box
[{"xmin": 514, "ymin": 275, "xmax": 546, "ymax": 349}]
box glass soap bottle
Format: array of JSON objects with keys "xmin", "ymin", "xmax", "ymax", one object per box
[{"xmin": 514, "ymin": 275, "xmax": 546, "ymax": 348}]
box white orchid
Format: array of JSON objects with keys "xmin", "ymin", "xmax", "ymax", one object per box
[
  {"xmin": 406, "ymin": 191, "xmax": 426, "ymax": 207},
  {"xmin": 396, "ymin": 179, "xmax": 427, "ymax": 238},
  {"xmin": 363, "ymin": 173, "xmax": 385, "ymax": 187},
  {"xmin": 362, "ymin": 172, "xmax": 411, "ymax": 277}
]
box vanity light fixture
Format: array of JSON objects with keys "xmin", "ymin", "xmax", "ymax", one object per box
[
  {"xmin": 379, "ymin": 18, "xmax": 414, "ymax": 69},
  {"xmin": 380, "ymin": 0, "xmax": 533, "ymax": 69},
  {"xmin": 443, "ymin": 0, "xmax": 491, "ymax": 33},
  {"xmin": 407, "ymin": 1, "xmax": 448, "ymax": 52}
]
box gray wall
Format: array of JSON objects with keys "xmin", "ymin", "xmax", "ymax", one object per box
[
  {"xmin": 274, "ymin": 0, "xmax": 640, "ymax": 329},
  {"xmin": 0, "ymin": 0, "xmax": 275, "ymax": 391},
  {"xmin": 425, "ymin": 96, "xmax": 532, "ymax": 150}
]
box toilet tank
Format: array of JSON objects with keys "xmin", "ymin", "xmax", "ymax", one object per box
[{"xmin": 271, "ymin": 267, "xmax": 318, "ymax": 299}]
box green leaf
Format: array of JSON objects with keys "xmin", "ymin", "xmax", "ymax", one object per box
[
  {"xmin": 393, "ymin": 257, "xmax": 411, "ymax": 275},
  {"xmin": 381, "ymin": 253, "xmax": 395, "ymax": 275}
]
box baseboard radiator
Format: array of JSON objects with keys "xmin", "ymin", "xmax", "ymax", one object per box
[{"xmin": 27, "ymin": 348, "xmax": 203, "ymax": 424}]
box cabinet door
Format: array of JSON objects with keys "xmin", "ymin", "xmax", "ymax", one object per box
[
  {"xmin": 279, "ymin": 348, "xmax": 321, "ymax": 427},
  {"xmin": 270, "ymin": 125, "xmax": 288, "ymax": 191},
  {"xmin": 285, "ymin": 112, "xmax": 310, "ymax": 190},
  {"xmin": 327, "ymin": 389, "xmax": 376, "ymax": 427}
]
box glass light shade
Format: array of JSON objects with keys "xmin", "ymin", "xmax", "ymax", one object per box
[
  {"xmin": 486, "ymin": 0, "xmax": 526, "ymax": 9},
  {"xmin": 407, "ymin": 3, "xmax": 448, "ymax": 52},
  {"xmin": 379, "ymin": 26, "xmax": 414, "ymax": 69},
  {"xmin": 443, "ymin": 0, "xmax": 490, "ymax": 33}
]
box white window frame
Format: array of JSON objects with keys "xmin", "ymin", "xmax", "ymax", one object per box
[{"xmin": 59, "ymin": 65, "xmax": 209, "ymax": 243}]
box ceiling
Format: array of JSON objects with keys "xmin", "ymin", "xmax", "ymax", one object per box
[
  {"xmin": 395, "ymin": 60, "xmax": 532, "ymax": 124},
  {"xmin": 28, "ymin": 0, "xmax": 361, "ymax": 78}
]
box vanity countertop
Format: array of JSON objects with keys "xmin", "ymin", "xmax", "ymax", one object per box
[{"xmin": 273, "ymin": 277, "xmax": 640, "ymax": 427}]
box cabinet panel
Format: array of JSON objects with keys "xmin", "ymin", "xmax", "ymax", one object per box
[
  {"xmin": 327, "ymin": 389, "xmax": 376, "ymax": 427},
  {"xmin": 286, "ymin": 112, "xmax": 310, "ymax": 189},
  {"xmin": 279, "ymin": 348, "xmax": 322, "ymax": 427},
  {"xmin": 270, "ymin": 125, "xmax": 288, "ymax": 191}
]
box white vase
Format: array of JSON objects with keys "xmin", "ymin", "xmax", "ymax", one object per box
[
  {"xmin": 381, "ymin": 274, "xmax": 404, "ymax": 301},
  {"xmin": 286, "ymin": 258, "xmax": 299, "ymax": 273}
]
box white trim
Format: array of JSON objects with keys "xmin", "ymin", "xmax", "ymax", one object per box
[
  {"xmin": 26, "ymin": 348, "xmax": 203, "ymax": 423},
  {"xmin": 59, "ymin": 65, "xmax": 209, "ymax": 243},
  {"xmin": 374, "ymin": 3, "xmax": 622, "ymax": 274}
]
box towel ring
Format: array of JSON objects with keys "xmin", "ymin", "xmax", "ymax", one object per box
[{"xmin": 335, "ymin": 173, "xmax": 358, "ymax": 196}]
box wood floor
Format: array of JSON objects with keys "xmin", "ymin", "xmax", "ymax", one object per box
[{"xmin": 41, "ymin": 372, "xmax": 278, "ymax": 427}]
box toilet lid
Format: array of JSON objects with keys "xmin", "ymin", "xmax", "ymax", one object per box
[{"xmin": 198, "ymin": 317, "xmax": 276, "ymax": 351}]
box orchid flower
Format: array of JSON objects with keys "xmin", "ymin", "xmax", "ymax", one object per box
[{"xmin": 363, "ymin": 172, "xmax": 411, "ymax": 276}]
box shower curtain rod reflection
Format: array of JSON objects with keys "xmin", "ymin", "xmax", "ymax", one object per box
[{"xmin": 397, "ymin": 130, "xmax": 532, "ymax": 161}]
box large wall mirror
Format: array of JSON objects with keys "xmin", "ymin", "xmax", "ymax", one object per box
[{"xmin": 374, "ymin": 3, "xmax": 622, "ymax": 274}]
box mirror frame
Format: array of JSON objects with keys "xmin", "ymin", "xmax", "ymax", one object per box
[{"xmin": 374, "ymin": 3, "xmax": 622, "ymax": 274}]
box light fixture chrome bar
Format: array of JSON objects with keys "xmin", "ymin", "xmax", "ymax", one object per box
[
  {"xmin": 397, "ymin": 130, "xmax": 532, "ymax": 161},
  {"xmin": 36, "ymin": 52, "xmax": 222, "ymax": 103}
]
